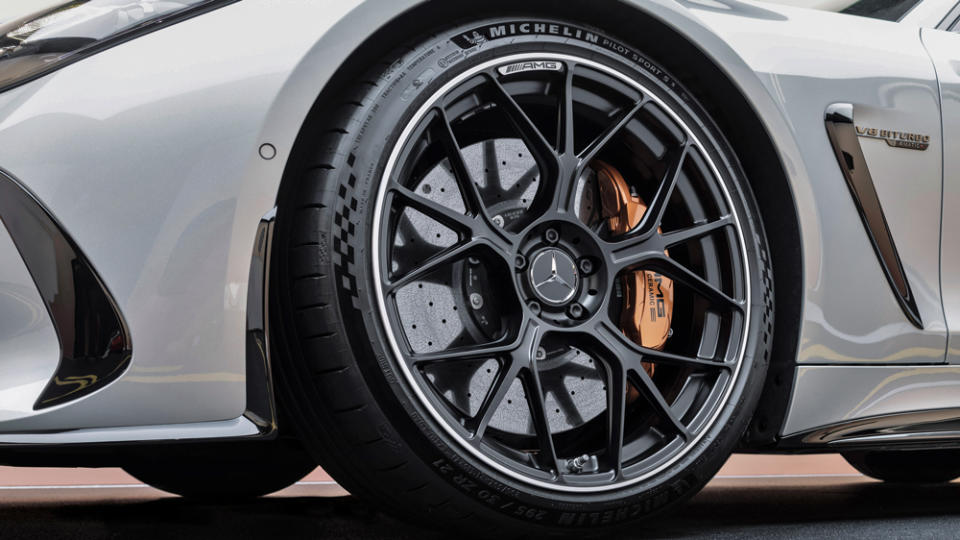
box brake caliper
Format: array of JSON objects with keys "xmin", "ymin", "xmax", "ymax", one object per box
[{"xmin": 594, "ymin": 161, "xmax": 674, "ymax": 377}]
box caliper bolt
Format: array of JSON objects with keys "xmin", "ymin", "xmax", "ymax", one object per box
[
  {"xmin": 467, "ymin": 256, "xmax": 481, "ymax": 266},
  {"xmin": 514, "ymin": 254, "xmax": 527, "ymax": 271},
  {"xmin": 535, "ymin": 347, "xmax": 547, "ymax": 361},
  {"xmin": 527, "ymin": 300, "xmax": 542, "ymax": 315},
  {"xmin": 469, "ymin": 293, "xmax": 484, "ymax": 310},
  {"xmin": 578, "ymin": 258, "xmax": 594, "ymax": 275},
  {"xmin": 492, "ymin": 215, "xmax": 505, "ymax": 228},
  {"xmin": 544, "ymin": 228, "xmax": 560, "ymax": 244},
  {"xmin": 568, "ymin": 303, "xmax": 585, "ymax": 319}
]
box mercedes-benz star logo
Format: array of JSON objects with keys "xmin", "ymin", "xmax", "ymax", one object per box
[
  {"xmin": 535, "ymin": 254, "xmax": 575, "ymax": 290},
  {"xmin": 528, "ymin": 249, "xmax": 579, "ymax": 305}
]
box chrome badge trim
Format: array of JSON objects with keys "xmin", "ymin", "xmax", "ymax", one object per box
[
  {"xmin": 497, "ymin": 60, "xmax": 565, "ymax": 76},
  {"xmin": 855, "ymin": 126, "xmax": 931, "ymax": 151}
]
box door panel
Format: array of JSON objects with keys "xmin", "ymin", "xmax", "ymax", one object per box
[{"xmin": 923, "ymin": 28, "xmax": 960, "ymax": 363}]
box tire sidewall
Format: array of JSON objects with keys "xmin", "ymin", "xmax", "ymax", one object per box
[{"xmin": 323, "ymin": 17, "xmax": 771, "ymax": 529}]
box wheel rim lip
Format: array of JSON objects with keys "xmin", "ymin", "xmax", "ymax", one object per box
[{"xmin": 371, "ymin": 52, "xmax": 752, "ymax": 493}]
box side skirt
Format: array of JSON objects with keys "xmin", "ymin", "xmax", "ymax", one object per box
[{"xmin": 778, "ymin": 364, "xmax": 960, "ymax": 450}]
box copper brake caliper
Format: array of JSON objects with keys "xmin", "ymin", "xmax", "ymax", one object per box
[{"xmin": 594, "ymin": 161, "xmax": 674, "ymax": 378}]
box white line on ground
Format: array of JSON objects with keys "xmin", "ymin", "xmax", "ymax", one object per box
[
  {"xmin": 0, "ymin": 476, "xmax": 866, "ymax": 490},
  {"xmin": 0, "ymin": 476, "xmax": 867, "ymax": 490},
  {"xmin": 0, "ymin": 481, "xmax": 341, "ymax": 490},
  {"xmin": 715, "ymin": 473, "xmax": 862, "ymax": 479}
]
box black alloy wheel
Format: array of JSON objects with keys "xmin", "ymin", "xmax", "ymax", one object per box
[
  {"xmin": 374, "ymin": 52, "xmax": 751, "ymax": 491},
  {"xmin": 275, "ymin": 17, "xmax": 773, "ymax": 536}
]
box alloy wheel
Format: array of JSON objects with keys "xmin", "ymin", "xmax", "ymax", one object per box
[{"xmin": 372, "ymin": 53, "xmax": 751, "ymax": 492}]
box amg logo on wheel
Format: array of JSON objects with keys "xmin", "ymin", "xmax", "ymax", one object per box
[
  {"xmin": 497, "ymin": 61, "xmax": 564, "ymax": 76},
  {"xmin": 855, "ymin": 125, "xmax": 931, "ymax": 151}
]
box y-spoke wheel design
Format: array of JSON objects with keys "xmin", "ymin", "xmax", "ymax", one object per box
[
  {"xmin": 280, "ymin": 21, "xmax": 772, "ymax": 533},
  {"xmin": 373, "ymin": 53, "xmax": 750, "ymax": 492}
]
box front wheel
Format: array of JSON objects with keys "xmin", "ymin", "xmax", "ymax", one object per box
[{"xmin": 275, "ymin": 16, "xmax": 774, "ymax": 536}]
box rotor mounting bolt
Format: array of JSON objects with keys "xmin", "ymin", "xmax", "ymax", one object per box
[
  {"xmin": 469, "ymin": 293, "xmax": 484, "ymax": 310},
  {"xmin": 578, "ymin": 258, "xmax": 594, "ymax": 275},
  {"xmin": 527, "ymin": 300, "xmax": 542, "ymax": 315},
  {"xmin": 568, "ymin": 303, "xmax": 585, "ymax": 319},
  {"xmin": 467, "ymin": 256, "xmax": 481, "ymax": 266},
  {"xmin": 544, "ymin": 228, "xmax": 560, "ymax": 244},
  {"xmin": 514, "ymin": 254, "xmax": 527, "ymax": 271}
]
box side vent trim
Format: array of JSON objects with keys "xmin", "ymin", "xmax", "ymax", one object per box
[
  {"xmin": 0, "ymin": 169, "xmax": 132, "ymax": 409},
  {"xmin": 824, "ymin": 103, "xmax": 923, "ymax": 329}
]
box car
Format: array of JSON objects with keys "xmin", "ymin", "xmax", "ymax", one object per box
[{"xmin": 1, "ymin": 0, "xmax": 959, "ymax": 535}]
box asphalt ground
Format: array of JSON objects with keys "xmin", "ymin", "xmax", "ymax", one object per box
[{"xmin": 0, "ymin": 470, "xmax": 959, "ymax": 538}]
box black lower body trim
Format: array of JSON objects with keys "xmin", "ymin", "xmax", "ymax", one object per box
[{"xmin": 244, "ymin": 209, "xmax": 279, "ymax": 435}]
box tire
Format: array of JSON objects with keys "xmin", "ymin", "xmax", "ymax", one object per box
[
  {"xmin": 843, "ymin": 451, "xmax": 960, "ymax": 484},
  {"xmin": 274, "ymin": 16, "xmax": 774, "ymax": 536},
  {"xmin": 122, "ymin": 439, "xmax": 316, "ymax": 500}
]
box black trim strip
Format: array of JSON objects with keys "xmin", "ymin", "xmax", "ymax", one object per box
[
  {"xmin": 243, "ymin": 209, "xmax": 278, "ymax": 436},
  {"xmin": 824, "ymin": 103, "xmax": 923, "ymax": 328},
  {"xmin": 0, "ymin": 169, "xmax": 132, "ymax": 409}
]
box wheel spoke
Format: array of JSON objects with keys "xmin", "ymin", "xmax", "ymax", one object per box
[
  {"xmin": 486, "ymin": 75, "xmax": 561, "ymax": 179},
  {"xmin": 389, "ymin": 179, "xmax": 513, "ymax": 254},
  {"xmin": 636, "ymin": 144, "xmax": 689, "ymax": 237},
  {"xmin": 608, "ymin": 234, "xmax": 662, "ymax": 273},
  {"xmin": 434, "ymin": 107, "xmax": 487, "ymax": 216},
  {"xmin": 385, "ymin": 239, "xmax": 483, "ymax": 294},
  {"xmin": 593, "ymin": 322, "xmax": 688, "ymax": 444},
  {"xmin": 558, "ymin": 64, "xmax": 576, "ymax": 157},
  {"xmin": 577, "ymin": 98, "xmax": 647, "ymax": 169},
  {"xmin": 389, "ymin": 184, "xmax": 474, "ymax": 234},
  {"xmin": 662, "ymin": 215, "xmax": 734, "ymax": 249},
  {"xmin": 646, "ymin": 255, "xmax": 744, "ymax": 311},
  {"xmin": 596, "ymin": 321, "xmax": 729, "ymax": 371},
  {"xmin": 605, "ymin": 362, "xmax": 627, "ymax": 475},
  {"xmin": 409, "ymin": 332, "xmax": 520, "ymax": 365},
  {"xmin": 470, "ymin": 360, "xmax": 523, "ymax": 440},
  {"xmin": 635, "ymin": 345, "xmax": 734, "ymax": 371},
  {"xmin": 470, "ymin": 322, "xmax": 540, "ymax": 440},
  {"xmin": 630, "ymin": 368, "xmax": 689, "ymax": 440},
  {"xmin": 520, "ymin": 365, "xmax": 559, "ymax": 474}
]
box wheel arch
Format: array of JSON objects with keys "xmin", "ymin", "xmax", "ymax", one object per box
[{"xmin": 270, "ymin": 0, "xmax": 805, "ymax": 447}]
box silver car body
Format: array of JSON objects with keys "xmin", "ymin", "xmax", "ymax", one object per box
[{"xmin": 0, "ymin": 0, "xmax": 958, "ymax": 450}]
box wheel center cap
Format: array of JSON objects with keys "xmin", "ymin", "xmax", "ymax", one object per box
[{"xmin": 528, "ymin": 248, "xmax": 580, "ymax": 306}]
